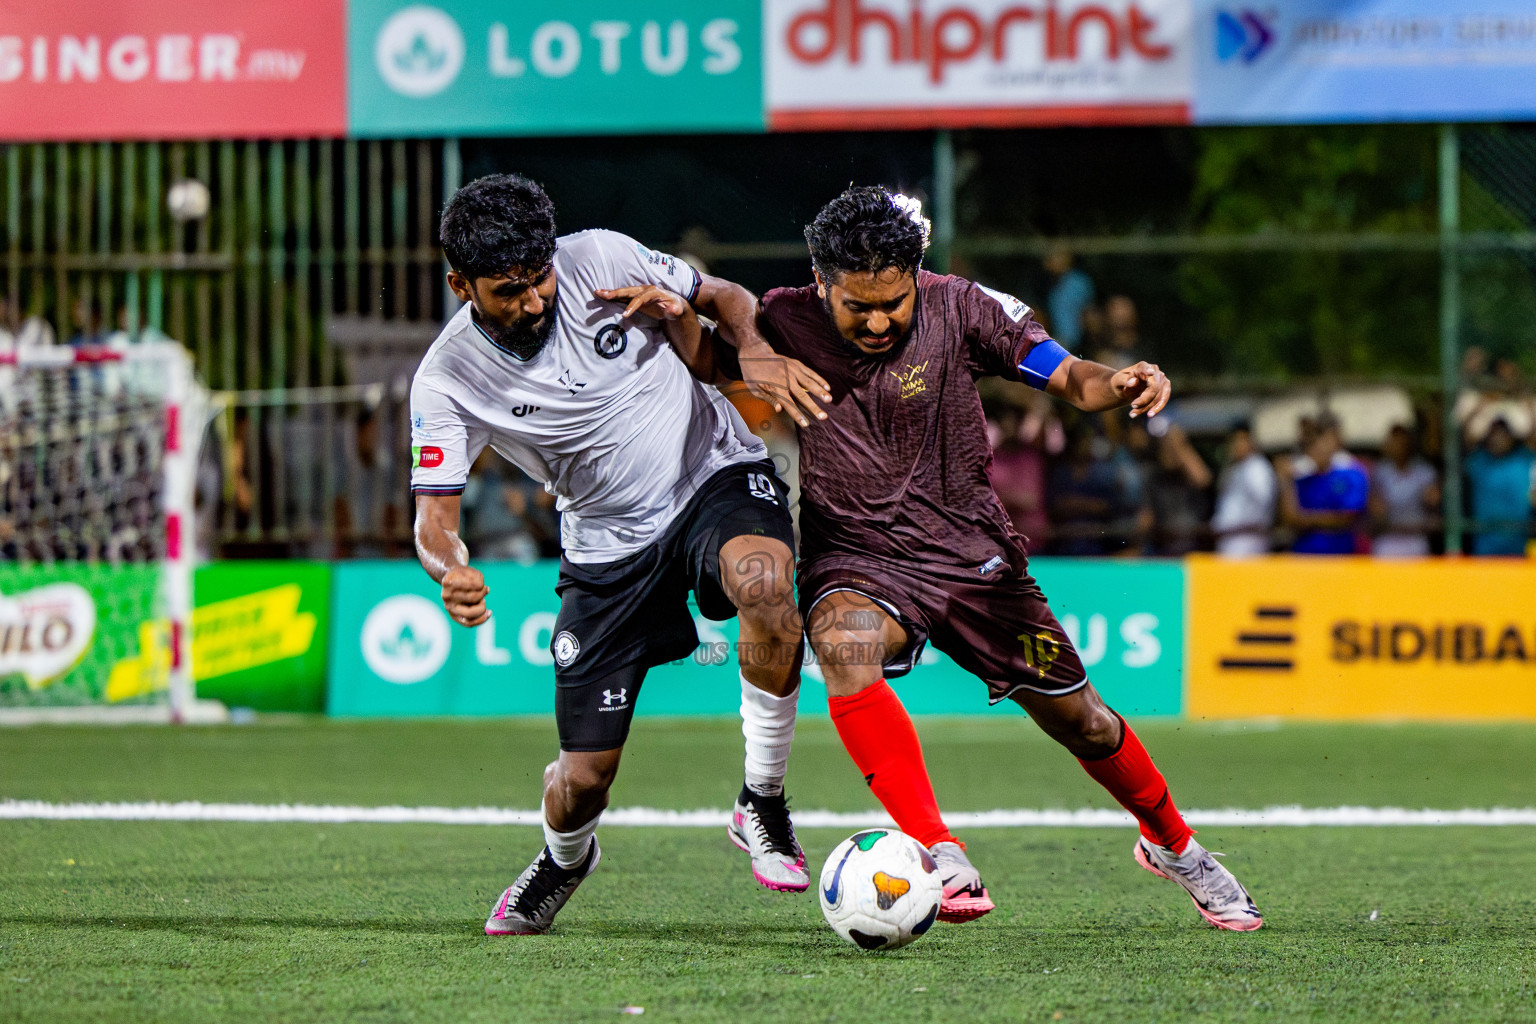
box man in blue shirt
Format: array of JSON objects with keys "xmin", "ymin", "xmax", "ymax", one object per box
[
  {"xmin": 1280, "ymin": 416, "xmax": 1368, "ymax": 554},
  {"xmin": 1044, "ymin": 244, "xmax": 1094, "ymax": 353},
  {"xmin": 1465, "ymin": 417, "xmax": 1536, "ymax": 556}
]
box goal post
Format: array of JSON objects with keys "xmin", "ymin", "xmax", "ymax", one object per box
[{"xmin": 0, "ymin": 342, "xmax": 222, "ymax": 723}]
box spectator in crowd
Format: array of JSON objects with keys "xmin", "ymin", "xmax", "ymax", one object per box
[
  {"xmin": 1460, "ymin": 345, "xmax": 1493, "ymax": 390},
  {"xmin": 0, "ymin": 297, "xmax": 56, "ymax": 350},
  {"xmin": 104, "ymin": 305, "xmax": 173, "ymax": 349},
  {"xmin": 1049, "ymin": 427, "xmax": 1124, "ymax": 555},
  {"xmin": 1078, "ymin": 302, "xmax": 1107, "ymax": 358},
  {"xmin": 194, "ymin": 424, "xmax": 228, "ymax": 563},
  {"xmin": 334, "ymin": 406, "xmax": 405, "ymax": 559},
  {"xmin": 1285, "ymin": 414, "xmax": 1320, "ymax": 477},
  {"xmin": 67, "ymin": 299, "xmax": 107, "ymax": 347},
  {"xmin": 1492, "ymin": 356, "xmax": 1526, "ymax": 395},
  {"xmin": 1464, "ymin": 416, "xmax": 1536, "ymax": 557},
  {"xmin": 1043, "ymin": 243, "xmax": 1093, "ymax": 353},
  {"xmin": 1370, "ymin": 424, "xmax": 1440, "ymax": 558},
  {"xmin": 1092, "ymin": 295, "xmax": 1141, "ymax": 370},
  {"xmin": 986, "ymin": 397, "xmax": 1061, "ymax": 554},
  {"xmin": 1210, "ymin": 422, "xmax": 1276, "ymax": 557},
  {"xmin": 226, "ymin": 409, "xmax": 257, "ymax": 537},
  {"xmin": 1278, "ymin": 415, "xmax": 1368, "ymax": 554},
  {"xmin": 463, "ymin": 448, "xmax": 559, "ymax": 564},
  {"xmin": 1110, "ymin": 417, "xmax": 1153, "ymax": 522},
  {"xmin": 1456, "ymin": 351, "xmax": 1534, "ymax": 442},
  {"xmin": 1144, "ymin": 421, "xmax": 1213, "ymax": 556}
]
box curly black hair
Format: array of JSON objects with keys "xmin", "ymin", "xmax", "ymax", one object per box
[
  {"xmin": 439, "ymin": 173, "xmax": 557, "ymax": 282},
  {"xmin": 804, "ymin": 186, "xmax": 929, "ymax": 284}
]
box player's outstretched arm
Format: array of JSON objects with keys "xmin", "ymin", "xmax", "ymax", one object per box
[
  {"xmin": 693, "ymin": 273, "xmax": 830, "ymax": 427},
  {"xmin": 1046, "ymin": 355, "xmax": 1171, "ymax": 418},
  {"xmin": 594, "ymin": 285, "xmax": 722, "ymax": 385},
  {"xmin": 413, "ymin": 493, "xmax": 490, "ymax": 628}
]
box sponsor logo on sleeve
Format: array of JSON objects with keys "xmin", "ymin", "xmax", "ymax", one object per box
[
  {"xmin": 636, "ymin": 242, "xmax": 679, "ymax": 276},
  {"xmin": 412, "ymin": 445, "xmax": 445, "ymax": 469},
  {"xmin": 977, "ymin": 284, "xmax": 1031, "ymax": 322}
]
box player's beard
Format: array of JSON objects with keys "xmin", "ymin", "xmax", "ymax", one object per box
[
  {"xmin": 821, "ymin": 291, "xmax": 911, "ymax": 360},
  {"xmin": 478, "ymin": 296, "xmax": 559, "ymax": 362}
]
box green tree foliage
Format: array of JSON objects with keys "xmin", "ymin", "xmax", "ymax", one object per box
[{"xmin": 1178, "ymin": 126, "xmax": 1440, "ymax": 378}]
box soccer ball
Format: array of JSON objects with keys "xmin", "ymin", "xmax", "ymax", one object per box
[
  {"xmin": 166, "ymin": 178, "xmax": 211, "ymax": 222},
  {"xmin": 818, "ymin": 829, "xmax": 942, "ymax": 951}
]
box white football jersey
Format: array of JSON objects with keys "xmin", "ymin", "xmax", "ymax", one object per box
[{"xmin": 410, "ymin": 229, "xmax": 766, "ymax": 564}]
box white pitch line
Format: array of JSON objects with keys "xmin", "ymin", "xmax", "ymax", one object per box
[{"xmin": 3, "ymin": 800, "xmax": 1536, "ymax": 827}]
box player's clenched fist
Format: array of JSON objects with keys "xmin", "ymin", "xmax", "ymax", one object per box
[
  {"xmin": 441, "ymin": 564, "xmax": 491, "ymax": 627},
  {"xmin": 1110, "ymin": 361, "xmax": 1172, "ymax": 419}
]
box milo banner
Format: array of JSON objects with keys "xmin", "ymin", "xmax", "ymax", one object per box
[
  {"xmin": 192, "ymin": 562, "xmax": 330, "ymax": 712},
  {"xmin": 327, "ymin": 559, "xmax": 1184, "ymax": 717},
  {"xmin": 0, "ymin": 563, "xmax": 168, "ymax": 706}
]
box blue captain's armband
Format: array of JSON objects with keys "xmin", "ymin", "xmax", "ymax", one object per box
[{"xmin": 1018, "ymin": 339, "xmax": 1070, "ymax": 390}]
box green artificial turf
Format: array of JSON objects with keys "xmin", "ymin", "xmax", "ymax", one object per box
[{"xmin": 2, "ymin": 717, "xmax": 1535, "ymax": 1023}]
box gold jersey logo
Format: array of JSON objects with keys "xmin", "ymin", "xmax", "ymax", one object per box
[{"xmin": 889, "ymin": 361, "xmax": 929, "ymax": 399}]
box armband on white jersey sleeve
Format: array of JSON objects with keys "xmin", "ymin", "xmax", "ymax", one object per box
[
  {"xmin": 1018, "ymin": 339, "xmax": 1070, "ymax": 390},
  {"xmin": 409, "ymin": 383, "xmax": 472, "ymax": 497}
]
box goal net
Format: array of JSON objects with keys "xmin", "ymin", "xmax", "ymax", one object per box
[{"xmin": 0, "ymin": 342, "xmax": 212, "ymax": 722}]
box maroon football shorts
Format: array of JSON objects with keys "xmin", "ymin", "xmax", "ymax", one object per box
[{"xmin": 798, "ymin": 553, "xmax": 1088, "ymax": 703}]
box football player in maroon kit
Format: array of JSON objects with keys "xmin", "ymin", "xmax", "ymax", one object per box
[{"xmin": 726, "ymin": 187, "xmax": 1262, "ymax": 931}]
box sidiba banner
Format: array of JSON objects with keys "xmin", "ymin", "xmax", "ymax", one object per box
[
  {"xmin": 349, "ymin": 0, "xmax": 764, "ymax": 136},
  {"xmin": 326, "ymin": 559, "xmax": 1183, "ymax": 718},
  {"xmin": 1187, "ymin": 555, "xmax": 1536, "ymax": 720},
  {"xmin": 0, "ymin": 0, "xmax": 346, "ymax": 139}
]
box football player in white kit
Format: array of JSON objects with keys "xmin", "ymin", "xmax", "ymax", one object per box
[{"xmin": 410, "ymin": 175, "xmax": 831, "ymax": 935}]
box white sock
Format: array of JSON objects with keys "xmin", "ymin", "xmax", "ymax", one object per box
[
  {"xmin": 741, "ymin": 673, "xmax": 798, "ymax": 797},
  {"xmin": 543, "ymin": 810, "xmax": 600, "ymax": 870}
]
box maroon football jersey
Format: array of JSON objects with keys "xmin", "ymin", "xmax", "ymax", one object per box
[{"xmin": 757, "ymin": 271, "xmax": 1053, "ymax": 572}]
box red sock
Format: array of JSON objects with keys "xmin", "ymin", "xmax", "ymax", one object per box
[
  {"xmin": 828, "ymin": 680, "xmax": 956, "ymax": 849},
  {"xmin": 1077, "ymin": 717, "xmax": 1193, "ymax": 852}
]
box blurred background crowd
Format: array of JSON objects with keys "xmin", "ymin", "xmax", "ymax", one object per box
[
  {"xmin": 975, "ymin": 260, "xmax": 1536, "ymax": 560},
  {"xmin": 10, "ymin": 242, "xmax": 1528, "ymax": 565},
  {"xmin": 5, "ymin": 125, "xmax": 1535, "ymax": 564}
]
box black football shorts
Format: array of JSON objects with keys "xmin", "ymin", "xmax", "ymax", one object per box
[{"xmin": 550, "ymin": 460, "xmax": 795, "ymax": 752}]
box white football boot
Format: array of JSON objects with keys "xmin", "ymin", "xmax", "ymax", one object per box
[
  {"xmin": 484, "ymin": 839, "xmax": 601, "ymax": 936},
  {"xmin": 727, "ymin": 785, "xmax": 809, "ymax": 892},
  {"xmin": 929, "ymin": 840, "xmax": 995, "ymax": 922},
  {"xmin": 1134, "ymin": 836, "xmax": 1263, "ymax": 931}
]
